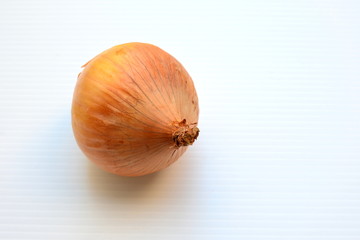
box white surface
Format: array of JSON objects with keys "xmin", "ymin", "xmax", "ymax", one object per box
[{"xmin": 1, "ymin": 0, "xmax": 360, "ymax": 239}]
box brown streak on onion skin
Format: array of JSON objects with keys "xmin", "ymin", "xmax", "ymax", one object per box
[{"xmin": 72, "ymin": 42, "xmax": 199, "ymax": 177}]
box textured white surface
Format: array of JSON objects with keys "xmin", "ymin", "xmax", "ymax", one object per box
[{"xmin": 1, "ymin": 0, "xmax": 360, "ymax": 239}]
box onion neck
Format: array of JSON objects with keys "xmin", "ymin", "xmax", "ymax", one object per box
[{"xmin": 172, "ymin": 119, "xmax": 200, "ymax": 148}]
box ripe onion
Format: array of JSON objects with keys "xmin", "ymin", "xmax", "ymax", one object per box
[{"xmin": 72, "ymin": 42, "xmax": 199, "ymax": 177}]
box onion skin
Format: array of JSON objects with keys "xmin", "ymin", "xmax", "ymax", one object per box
[{"xmin": 72, "ymin": 42, "xmax": 199, "ymax": 176}]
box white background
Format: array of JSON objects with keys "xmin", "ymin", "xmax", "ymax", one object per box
[{"xmin": 1, "ymin": 0, "xmax": 360, "ymax": 239}]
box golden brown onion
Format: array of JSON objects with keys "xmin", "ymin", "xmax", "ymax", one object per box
[{"xmin": 71, "ymin": 42, "xmax": 199, "ymax": 176}]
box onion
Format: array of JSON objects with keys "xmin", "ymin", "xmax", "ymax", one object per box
[{"xmin": 72, "ymin": 42, "xmax": 199, "ymax": 177}]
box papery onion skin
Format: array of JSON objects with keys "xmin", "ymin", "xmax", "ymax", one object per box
[{"xmin": 72, "ymin": 42, "xmax": 199, "ymax": 177}]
